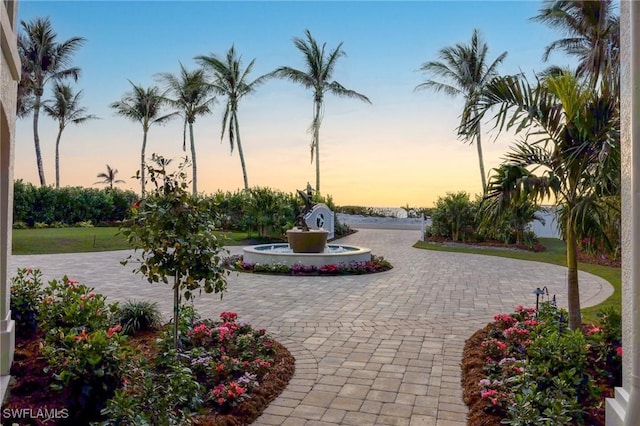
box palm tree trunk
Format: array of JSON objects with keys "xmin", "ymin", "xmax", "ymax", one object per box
[
  {"xmin": 314, "ymin": 99, "xmax": 321, "ymax": 193},
  {"xmin": 565, "ymin": 215, "xmax": 582, "ymax": 330},
  {"xmin": 33, "ymin": 94, "xmax": 46, "ymax": 186},
  {"xmin": 54, "ymin": 126, "xmax": 63, "ymax": 188},
  {"xmin": 141, "ymin": 131, "xmax": 147, "ymax": 195},
  {"xmin": 476, "ymin": 118, "xmax": 487, "ymax": 193},
  {"xmin": 189, "ymin": 122, "xmax": 197, "ymax": 195},
  {"xmin": 234, "ymin": 113, "xmax": 249, "ymax": 190}
]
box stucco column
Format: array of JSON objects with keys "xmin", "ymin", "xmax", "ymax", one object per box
[
  {"xmin": 0, "ymin": 0, "xmax": 19, "ymax": 384},
  {"xmin": 606, "ymin": 1, "xmax": 638, "ymax": 425}
]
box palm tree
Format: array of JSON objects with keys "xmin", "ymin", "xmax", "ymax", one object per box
[
  {"xmin": 157, "ymin": 64, "xmax": 216, "ymax": 194},
  {"xmin": 95, "ymin": 164, "xmax": 125, "ymax": 189},
  {"xmin": 415, "ymin": 29, "xmax": 507, "ymax": 193},
  {"xmin": 271, "ymin": 29, "xmax": 372, "ymax": 193},
  {"xmin": 195, "ymin": 46, "xmax": 268, "ymax": 190},
  {"xmin": 469, "ymin": 72, "xmax": 619, "ymax": 330},
  {"xmin": 532, "ymin": 0, "xmax": 619, "ymax": 91},
  {"xmin": 110, "ymin": 81, "xmax": 177, "ymax": 195},
  {"xmin": 43, "ymin": 82, "xmax": 98, "ymax": 188},
  {"xmin": 17, "ymin": 17, "xmax": 85, "ymax": 186}
]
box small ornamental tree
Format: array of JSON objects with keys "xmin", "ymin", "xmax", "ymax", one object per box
[{"xmin": 121, "ymin": 154, "xmax": 229, "ymax": 349}]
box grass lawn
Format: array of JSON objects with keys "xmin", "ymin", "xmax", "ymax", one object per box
[
  {"xmin": 12, "ymin": 227, "xmax": 251, "ymax": 255},
  {"xmin": 413, "ymin": 238, "xmax": 621, "ymax": 323}
]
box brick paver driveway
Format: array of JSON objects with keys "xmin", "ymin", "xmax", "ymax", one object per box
[{"xmin": 11, "ymin": 228, "xmax": 613, "ymax": 426}]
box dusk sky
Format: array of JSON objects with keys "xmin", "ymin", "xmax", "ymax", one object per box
[{"xmin": 14, "ymin": 1, "xmax": 574, "ymax": 207}]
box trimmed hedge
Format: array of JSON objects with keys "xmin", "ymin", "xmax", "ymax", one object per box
[
  {"xmin": 12, "ymin": 182, "xmax": 351, "ymax": 238},
  {"xmin": 13, "ymin": 180, "xmax": 139, "ymax": 227}
]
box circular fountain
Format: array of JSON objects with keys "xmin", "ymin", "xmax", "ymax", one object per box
[
  {"xmin": 241, "ymin": 182, "xmax": 371, "ymax": 268},
  {"xmin": 243, "ymin": 243, "xmax": 371, "ymax": 267}
]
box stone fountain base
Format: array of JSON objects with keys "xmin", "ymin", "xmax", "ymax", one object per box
[
  {"xmin": 243, "ymin": 243, "xmax": 371, "ymax": 267},
  {"xmin": 286, "ymin": 228, "xmax": 329, "ymax": 253}
]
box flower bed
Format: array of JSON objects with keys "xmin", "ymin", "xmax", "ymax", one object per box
[
  {"xmin": 223, "ymin": 254, "xmax": 392, "ymax": 275},
  {"xmin": 6, "ymin": 269, "xmax": 295, "ymax": 425},
  {"xmin": 462, "ymin": 303, "xmax": 622, "ymax": 426}
]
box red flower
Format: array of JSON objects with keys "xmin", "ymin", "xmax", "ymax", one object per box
[
  {"xmin": 220, "ymin": 311, "xmax": 238, "ymax": 322},
  {"xmin": 617, "ymin": 346, "xmax": 623, "ymax": 357},
  {"xmin": 107, "ymin": 324, "xmax": 122, "ymax": 337},
  {"xmin": 74, "ymin": 329, "xmax": 89, "ymax": 341}
]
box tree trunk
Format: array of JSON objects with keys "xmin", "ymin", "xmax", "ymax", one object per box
[
  {"xmin": 565, "ymin": 216, "xmax": 582, "ymax": 330},
  {"xmin": 475, "ymin": 118, "xmax": 487, "ymax": 193},
  {"xmin": 141, "ymin": 130, "xmax": 147, "ymax": 195},
  {"xmin": 234, "ymin": 113, "xmax": 249, "ymax": 190},
  {"xmin": 314, "ymin": 100, "xmax": 321, "ymax": 193},
  {"xmin": 173, "ymin": 274, "xmax": 180, "ymax": 350},
  {"xmin": 189, "ymin": 122, "xmax": 197, "ymax": 195},
  {"xmin": 54, "ymin": 126, "xmax": 64, "ymax": 188},
  {"xmin": 33, "ymin": 94, "xmax": 46, "ymax": 186}
]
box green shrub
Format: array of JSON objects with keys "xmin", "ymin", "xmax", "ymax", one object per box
[
  {"xmin": 37, "ymin": 276, "xmax": 124, "ymax": 421},
  {"xmin": 116, "ymin": 300, "xmax": 163, "ymax": 335},
  {"xmin": 476, "ymin": 303, "xmax": 620, "ymax": 425},
  {"xmin": 10, "ymin": 268, "xmax": 44, "ymax": 337},
  {"xmin": 39, "ymin": 276, "xmax": 119, "ymax": 337},
  {"xmin": 430, "ymin": 191, "xmax": 476, "ymax": 241},
  {"xmin": 12, "ymin": 221, "xmax": 28, "ymax": 229},
  {"xmin": 12, "ymin": 181, "xmax": 138, "ymax": 227}
]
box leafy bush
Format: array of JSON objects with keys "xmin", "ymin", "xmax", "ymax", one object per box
[
  {"xmin": 37, "ymin": 276, "xmax": 123, "ymax": 421},
  {"xmin": 12, "ymin": 180, "xmax": 138, "ymax": 227},
  {"xmin": 246, "ymin": 187, "xmax": 297, "ymax": 238},
  {"xmin": 116, "ymin": 300, "xmax": 163, "ymax": 335},
  {"xmin": 10, "ymin": 268, "xmax": 44, "ymax": 336},
  {"xmin": 429, "ymin": 191, "xmax": 477, "ymax": 241},
  {"xmin": 475, "ymin": 303, "xmax": 622, "ymax": 425},
  {"xmin": 39, "ymin": 276, "xmax": 118, "ymax": 335},
  {"xmin": 101, "ymin": 357, "xmax": 202, "ymax": 425}
]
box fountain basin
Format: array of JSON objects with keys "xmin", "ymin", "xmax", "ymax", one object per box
[
  {"xmin": 243, "ymin": 243, "xmax": 371, "ymax": 267},
  {"xmin": 286, "ymin": 229, "xmax": 329, "ymax": 253}
]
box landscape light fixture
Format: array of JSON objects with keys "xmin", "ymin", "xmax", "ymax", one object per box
[{"xmin": 532, "ymin": 286, "xmax": 549, "ymax": 313}]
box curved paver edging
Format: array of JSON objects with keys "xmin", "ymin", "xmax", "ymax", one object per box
[{"xmin": 10, "ymin": 228, "xmax": 614, "ymax": 426}]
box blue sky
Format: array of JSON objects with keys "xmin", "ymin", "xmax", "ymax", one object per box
[{"xmin": 15, "ymin": 1, "xmax": 571, "ymax": 207}]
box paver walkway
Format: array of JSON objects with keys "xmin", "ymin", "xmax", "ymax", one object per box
[{"xmin": 10, "ymin": 228, "xmax": 613, "ymax": 426}]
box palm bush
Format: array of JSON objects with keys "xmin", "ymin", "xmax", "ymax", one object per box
[{"xmin": 430, "ymin": 192, "xmax": 477, "ymax": 242}]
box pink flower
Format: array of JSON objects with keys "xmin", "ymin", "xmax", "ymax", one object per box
[
  {"xmin": 481, "ymin": 389, "xmax": 498, "ymax": 399},
  {"xmin": 617, "ymin": 346, "xmax": 623, "ymax": 357},
  {"xmin": 107, "ymin": 324, "xmax": 122, "ymax": 337},
  {"xmin": 74, "ymin": 329, "xmax": 89, "ymax": 341},
  {"xmin": 587, "ymin": 326, "xmax": 602, "ymax": 334},
  {"xmin": 493, "ymin": 313, "xmax": 516, "ymax": 325},
  {"xmin": 220, "ymin": 311, "xmax": 238, "ymax": 322}
]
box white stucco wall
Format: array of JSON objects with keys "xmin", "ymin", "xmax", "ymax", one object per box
[
  {"xmin": 606, "ymin": 2, "xmax": 635, "ymax": 424},
  {"xmin": 0, "ymin": 0, "xmax": 19, "ymax": 379},
  {"xmin": 619, "ymin": 0, "xmax": 632, "ymax": 394}
]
